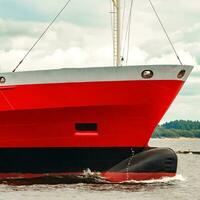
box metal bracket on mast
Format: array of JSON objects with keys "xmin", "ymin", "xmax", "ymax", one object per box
[{"xmin": 112, "ymin": 0, "xmax": 121, "ymax": 67}]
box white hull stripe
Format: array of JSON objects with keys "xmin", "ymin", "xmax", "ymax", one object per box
[{"xmin": 0, "ymin": 65, "xmax": 193, "ymax": 86}]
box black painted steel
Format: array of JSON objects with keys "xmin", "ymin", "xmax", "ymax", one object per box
[
  {"xmin": 0, "ymin": 147, "xmax": 177, "ymax": 174},
  {"xmin": 0, "ymin": 148, "xmax": 143, "ymax": 173},
  {"xmin": 108, "ymin": 148, "xmax": 177, "ymax": 173}
]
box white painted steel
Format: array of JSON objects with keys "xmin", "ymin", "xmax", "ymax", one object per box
[{"xmin": 0, "ymin": 65, "xmax": 193, "ymax": 86}]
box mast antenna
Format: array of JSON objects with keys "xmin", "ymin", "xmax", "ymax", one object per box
[{"xmin": 112, "ymin": 0, "xmax": 121, "ymax": 67}]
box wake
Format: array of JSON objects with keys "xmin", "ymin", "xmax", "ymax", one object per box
[{"xmin": 121, "ymin": 174, "xmax": 186, "ymax": 184}]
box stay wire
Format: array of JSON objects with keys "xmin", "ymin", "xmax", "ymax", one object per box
[
  {"xmin": 12, "ymin": 0, "xmax": 72, "ymax": 72},
  {"xmin": 109, "ymin": 0, "xmax": 114, "ymax": 64},
  {"xmin": 121, "ymin": 0, "xmax": 134, "ymax": 65},
  {"xmin": 125, "ymin": 0, "xmax": 134, "ymax": 66},
  {"xmin": 148, "ymin": 0, "xmax": 183, "ymax": 65},
  {"xmin": 121, "ymin": 0, "xmax": 126, "ymax": 44}
]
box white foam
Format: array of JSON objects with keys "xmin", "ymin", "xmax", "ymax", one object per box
[{"xmin": 121, "ymin": 174, "xmax": 186, "ymax": 184}]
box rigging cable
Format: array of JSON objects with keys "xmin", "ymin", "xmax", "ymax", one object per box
[
  {"xmin": 121, "ymin": 0, "xmax": 126, "ymax": 45},
  {"xmin": 121, "ymin": 0, "xmax": 134, "ymax": 66},
  {"xmin": 148, "ymin": 0, "xmax": 183, "ymax": 65},
  {"xmin": 109, "ymin": 0, "xmax": 114, "ymax": 65},
  {"xmin": 12, "ymin": 0, "xmax": 72, "ymax": 72},
  {"xmin": 125, "ymin": 0, "xmax": 134, "ymax": 65}
]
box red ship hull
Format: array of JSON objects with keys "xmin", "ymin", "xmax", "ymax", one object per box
[
  {"xmin": 0, "ymin": 65, "xmax": 193, "ymax": 183},
  {"xmin": 0, "ymin": 80, "xmax": 183, "ymax": 147}
]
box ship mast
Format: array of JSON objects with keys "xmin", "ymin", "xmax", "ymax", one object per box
[{"xmin": 112, "ymin": 0, "xmax": 121, "ymax": 67}]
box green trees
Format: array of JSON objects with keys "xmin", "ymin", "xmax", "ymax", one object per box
[
  {"xmin": 152, "ymin": 120, "xmax": 200, "ymax": 138},
  {"xmin": 162, "ymin": 120, "xmax": 200, "ymax": 130}
]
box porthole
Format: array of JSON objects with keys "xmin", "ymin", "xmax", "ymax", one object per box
[
  {"xmin": 177, "ymin": 70, "xmax": 186, "ymax": 79},
  {"xmin": 141, "ymin": 70, "xmax": 154, "ymax": 79},
  {"xmin": 0, "ymin": 77, "xmax": 6, "ymax": 84}
]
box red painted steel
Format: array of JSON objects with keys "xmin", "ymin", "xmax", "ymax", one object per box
[
  {"xmin": 0, "ymin": 80, "xmax": 184, "ymax": 147},
  {"xmin": 0, "ymin": 172, "xmax": 176, "ymax": 183},
  {"xmin": 101, "ymin": 172, "xmax": 176, "ymax": 182}
]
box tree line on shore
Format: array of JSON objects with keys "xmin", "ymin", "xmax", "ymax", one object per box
[{"xmin": 152, "ymin": 120, "xmax": 200, "ymax": 138}]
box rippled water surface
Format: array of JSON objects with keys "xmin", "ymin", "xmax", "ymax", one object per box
[{"xmin": 0, "ymin": 139, "xmax": 200, "ymax": 200}]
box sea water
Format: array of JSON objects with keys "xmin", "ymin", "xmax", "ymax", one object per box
[{"xmin": 0, "ymin": 138, "xmax": 199, "ymax": 200}]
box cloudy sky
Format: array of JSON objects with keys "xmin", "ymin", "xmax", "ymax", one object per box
[{"xmin": 0, "ymin": 0, "xmax": 199, "ymax": 123}]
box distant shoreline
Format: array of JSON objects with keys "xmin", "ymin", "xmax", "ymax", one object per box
[
  {"xmin": 151, "ymin": 137, "xmax": 200, "ymax": 140},
  {"xmin": 152, "ymin": 120, "xmax": 200, "ymax": 139}
]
